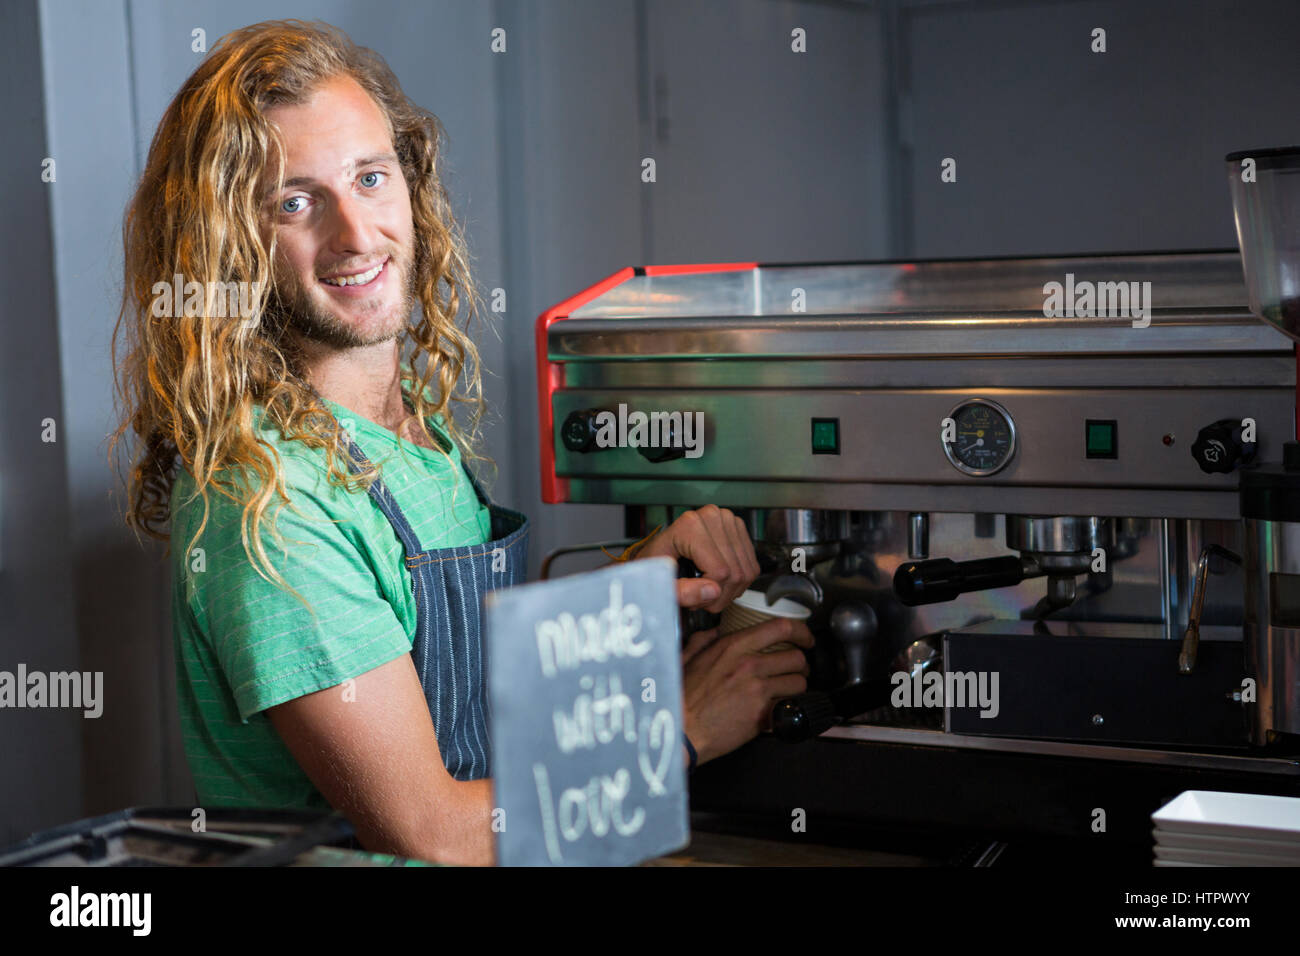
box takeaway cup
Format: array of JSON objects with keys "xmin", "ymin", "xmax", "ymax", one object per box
[{"xmin": 719, "ymin": 589, "xmax": 812, "ymax": 652}]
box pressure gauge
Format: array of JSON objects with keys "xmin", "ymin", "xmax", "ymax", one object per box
[{"xmin": 942, "ymin": 399, "xmax": 1016, "ymax": 477}]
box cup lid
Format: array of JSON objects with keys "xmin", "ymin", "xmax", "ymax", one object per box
[{"xmin": 732, "ymin": 589, "xmax": 812, "ymax": 619}]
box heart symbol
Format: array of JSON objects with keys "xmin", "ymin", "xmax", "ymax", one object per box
[{"xmin": 638, "ymin": 709, "xmax": 675, "ymax": 796}]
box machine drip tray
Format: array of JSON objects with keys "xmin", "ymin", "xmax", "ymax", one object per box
[
  {"xmin": 829, "ymin": 719, "xmax": 1300, "ymax": 774},
  {"xmin": 937, "ymin": 620, "xmax": 1250, "ymax": 748},
  {"xmin": 852, "ymin": 703, "xmax": 943, "ymax": 730}
]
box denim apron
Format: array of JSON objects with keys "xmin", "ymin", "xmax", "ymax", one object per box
[{"xmin": 334, "ymin": 422, "xmax": 529, "ymax": 782}]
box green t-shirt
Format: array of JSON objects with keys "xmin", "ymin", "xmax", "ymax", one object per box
[{"xmin": 171, "ymin": 392, "xmax": 491, "ymax": 809}]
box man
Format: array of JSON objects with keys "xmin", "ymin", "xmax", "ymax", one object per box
[{"xmin": 112, "ymin": 20, "xmax": 812, "ymax": 865}]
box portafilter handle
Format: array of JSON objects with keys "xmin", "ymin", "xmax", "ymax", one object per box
[
  {"xmin": 893, "ymin": 555, "xmax": 1030, "ymax": 606},
  {"xmin": 769, "ymin": 604, "xmax": 882, "ymax": 741},
  {"xmin": 770, "ymin": 679, "xmax": 893, "ymax": 742},
  {"xmin": 677, "ymin": 558, "xmax": 718, "ymax": 637}
]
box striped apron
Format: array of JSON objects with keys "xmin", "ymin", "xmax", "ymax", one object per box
[{"xmin": 336, "ymin": 427, "xmax": 529, "ymax": 781}]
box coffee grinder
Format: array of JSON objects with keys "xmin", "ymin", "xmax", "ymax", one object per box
[{"xmin": 1227, "ymin": 145, "xmax": 1300, "ymax": 748}]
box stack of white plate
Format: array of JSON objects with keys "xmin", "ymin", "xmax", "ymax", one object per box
[{"xmin": 1152, "ymin": 791, "xmax": 1300, "ymax": 866}]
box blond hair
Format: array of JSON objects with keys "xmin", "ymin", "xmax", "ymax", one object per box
[{"xmin": 111, "ymin": 19, "xmax": 487, "ymax": 598}]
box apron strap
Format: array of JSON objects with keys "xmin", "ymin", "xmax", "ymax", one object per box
[
  {"xmin": 307, "ymin": 378, "xmax": 499, "ymax": 558},
  {"xmin": 336, "ymin": 429, "xmax": 428, "ymax": 558}
]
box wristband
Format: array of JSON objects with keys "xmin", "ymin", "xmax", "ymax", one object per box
[{"xmin": 682, "ymin": 732, "xmax": 698, "ymax": 773}]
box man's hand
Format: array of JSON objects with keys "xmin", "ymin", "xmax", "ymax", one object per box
[
  {"xmin": 679, "ymin": 616, "xmax": 814, "ymax": 766},
  {"xmin": 636, "ymin": 505, "xmax": 760, "ymax": 613}
]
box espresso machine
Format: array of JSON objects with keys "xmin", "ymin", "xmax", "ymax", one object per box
[{"xmin": 537, "ymin": 247, "xmax": 1300, "ymax": 859}]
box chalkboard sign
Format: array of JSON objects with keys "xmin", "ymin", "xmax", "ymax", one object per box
[{"xmin": 486, "ymin": 557, "xmax": 689, "ymax": 866}]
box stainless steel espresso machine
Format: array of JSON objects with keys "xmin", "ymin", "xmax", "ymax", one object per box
[{"xmin": 536, "ymin": 250, "xmax": 1300, "ymax": 861}]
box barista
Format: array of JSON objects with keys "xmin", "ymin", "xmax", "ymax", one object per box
[{"xmin": 111, "ymin": 20, "xmax": 812, "ymax": 866}]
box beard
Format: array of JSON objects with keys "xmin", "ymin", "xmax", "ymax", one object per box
[{"xmin": 269, "ymin": 248, "xmax": 418, "ymax": 351}]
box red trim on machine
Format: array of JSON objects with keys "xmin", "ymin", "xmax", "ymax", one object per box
[
  {"xmin": 536, "ymin": 268, "xmax": 635, "ymax": 503},
  {"xmin": 642, "ymin": 261, "xmax": 758, "ymax": 276},
  {"xmin": 536, "ymin": 261, "xmax": 760, "ymax": 504}
]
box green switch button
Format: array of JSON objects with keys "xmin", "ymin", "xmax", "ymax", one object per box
[
  {"xmin": 812, "ymin": 418, "xmax": 840, "ymax": 455},
  {"xmin": 1086, "ymin": 420, "xmax": 1117, "ymax": 459}
]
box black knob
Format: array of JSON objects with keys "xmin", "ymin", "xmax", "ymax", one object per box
[
  {"xmin": 1191, "ymin": 418, "xmax": 1258, "ymax": 475},
  {"xmin": 560, "ymin": 408, "xmax": 607, "ymax": 453},
  {"xmin": 771, "ymin": 693, "xmax": 836, "ymax": 742},
  {"xmin": 637, "ymin": 418, "xmax": 686, "ymax": 462}
]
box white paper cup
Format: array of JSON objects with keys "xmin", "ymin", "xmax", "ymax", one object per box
[{"xmin": 719, "ymin": 589, "xmax": 812, "ymax": 652}]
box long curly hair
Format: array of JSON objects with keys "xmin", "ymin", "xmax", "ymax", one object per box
[{"xmin": 110, "ymin": 19, "xmax": 488, "ymax": 600}]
